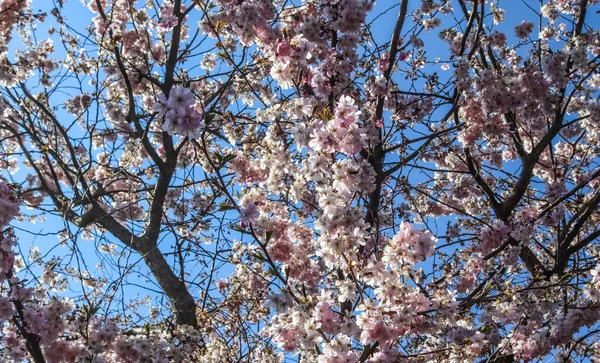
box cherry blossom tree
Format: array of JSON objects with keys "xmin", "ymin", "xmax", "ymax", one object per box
[{"xmin": 1, "ymin": 0, "xmax": 600, "ymax": 362}]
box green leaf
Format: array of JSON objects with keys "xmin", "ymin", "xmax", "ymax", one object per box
[
  {"xmin": 222, "ymin": 154, "xmax": 236, "ymax": 163},
  {"xmin": 252, "ymin": 253, "xmax": 266, "ymax": 262},
  {"xmin": 218, "ymin": 204, "xmax": 237, "ymax": 212},
  {"xmin": 208, "ymin": 177, "xmax": 220, "ymax": 187},
  {"xmin": 204, "ymin": 112, "xmax": 216, "ymax": 126},
  {"xmin": 231, "ymin": 226, "xmax": 250, "ymax": 234}
]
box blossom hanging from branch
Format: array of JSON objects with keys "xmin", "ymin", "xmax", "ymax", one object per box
[{"xmin": 154, "ymin": 86, "xmax": 205, "ymax": 139}]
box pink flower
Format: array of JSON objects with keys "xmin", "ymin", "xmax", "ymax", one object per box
[
  {"xmin": 361, "ymin": 321, "xmax": 391, "ymax": 344},
  {"xmin": 398, "ymin": 51, "xmax": 411, "ymax": 61},
  {"xmin": 334, "ymin": 95, "xmax": 361, "ymax": 128},
  {"xmin": 162, "ymin": 107, "xmax": 203, "ymax": 139},
  {"xmin": 175, "ymin": 107, "xmax": 204, "ymax": 138},
  {"xmin": 268, "ymin": 238, "xmax": 293, "ymax": 263},
  {"xmin": 0, "ymin": 182, "xmax": 19, "ymax": 228},
  {"xmin": 0, "ymin": 252, "xmax": 14, "ymax": 274},
  {"xmin": 167, "ymin": 86, "xmax": 194, "ymax": 113},
  {"xmin": 0, "ymin": 296, "xmax": 15, "ymax": 321},
  {"xmin": 515, "ymin": 20, "xmax": 534, "ymax": 39},
  {"xmin": 215, "ymin": 278, "xmax": 228, "ymax": 293},
  {"xmin": 478, "ymin": 219, "xmax": 508, "ymax": 254},
  {"xmin": 274, "ymin": 328, "xmax": 298, "ymax": 351},
  {"xmin": 414, "ymin": 230, "xmax": 435, "ymax": 257},
  {"xmin": 275, "ymin": 39, "xmax": 293, "ymax": 58},
  {"xmin": 152, "ymin": 93, "xmax": 169, "ymax": 117},
  {"xmin": 489, "ymin": 31, "xmax": 507, "ymax": 48},
  {"xmin": 316, "ymin": 302, "xmax": 339, "ymax": 334},
  {"xmin": 22, "ymin": 309, "xmax": 47, "ymax": 335},
  {"xmin": 376, "ymin": 51, "xmax": 390, "ymax": 72},
  {"xmin": 239, "ymin": 203, "xmax": 259, "ymax": 227},
  {"xmin": 162, "ymin": 109, "xmax": 179, "ymax": 134},
  {"xmin": 158, "ymin": 4, "xmax": 178, "ymax": 30}
]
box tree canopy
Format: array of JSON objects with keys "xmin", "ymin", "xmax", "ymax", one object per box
[{"xmin": 1, "ymin": 0, "xmax": 600, "ymax": 362}]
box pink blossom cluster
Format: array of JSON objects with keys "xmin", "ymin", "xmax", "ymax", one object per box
[
  {"xmin": 383, "ymin": 222, "xmax": 436, "ymax": 265},
  {"xmin": 153, "ymin": 87, "xmax": 204, "ymax": 139},
  {"xmin": 1, "ymin": 181, "xmax": 213, "ymax": 362},
  {"xmin": 0, "ymin": 182, "xmax": 19, "ymax": 228},
  {"xmin": 308, "ymin": 96, "xmax": 368, "ymax": 155}
]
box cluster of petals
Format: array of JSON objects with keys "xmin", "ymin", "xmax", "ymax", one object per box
[{"xmin": 153, "ymin": 87, "xmax": 204, "ymax": 139}]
